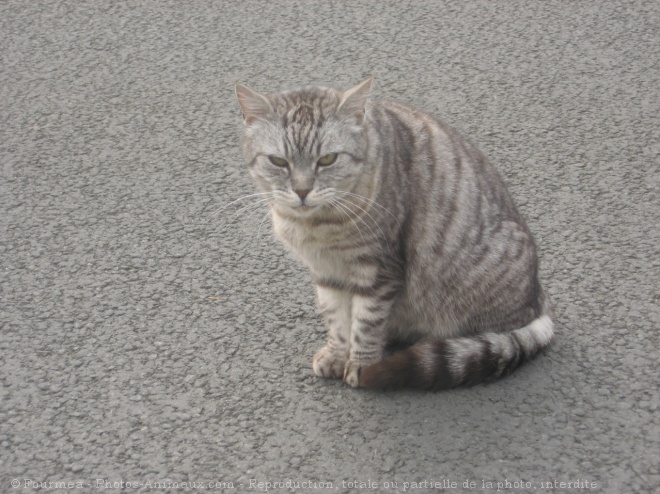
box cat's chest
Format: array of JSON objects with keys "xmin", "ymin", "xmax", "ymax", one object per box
[{"xmin": 273, "ymin": 215, "xmax": 373, "ymax": 283}]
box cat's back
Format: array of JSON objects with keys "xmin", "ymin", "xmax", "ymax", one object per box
[
  {"xmin": 367, "ymin": 98, "xmax": 458, "ymax": 143},
  {"xmin": 366, "ymin": 98, "xmax": 542, "ymax": 334},
  {"xmin": 368, "ymin": 98, "xmax": 507, "ymax": 182},
  {"xmin": 367, "ymin": 97, "xmax": 525, "ymax": 232},
  {"xmin": 366, "ymin": 99, "xmax": 449, "ymax": 156}
]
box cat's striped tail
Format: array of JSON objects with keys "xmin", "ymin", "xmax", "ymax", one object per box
[{"xmin": 359, "ymin": 315, "xmax": 554, "ymax": 390}]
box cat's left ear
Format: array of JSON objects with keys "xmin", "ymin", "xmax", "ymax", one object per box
[
  {"xmin": 235, "ymin": 84, "xmax": 274, "ymax": 125},
  {"xmin": 337, "ymin": 77, "xmax": 373, "ymax": 122}
]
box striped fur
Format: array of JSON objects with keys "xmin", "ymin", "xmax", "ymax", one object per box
[{"xmin": 235, "ymin": 78, "xmax": 554, "ymax": 390}]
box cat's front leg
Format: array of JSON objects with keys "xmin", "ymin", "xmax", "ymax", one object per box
[
  {"xmin": 312, "ymin": 286, "xmax": 351, "ymax": 379},
  {"xmin": 343, "ymin": 290, "xmax": 397, "ymax": 388}
]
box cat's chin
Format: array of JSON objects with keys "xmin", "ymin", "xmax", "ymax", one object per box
[
  {"xmin": 279, "ymin": 202, "xmax": 332, "ymax": 221},
  {"xmin": 288, "ymin": 204, "xmax": 320, "ymax": 216}
]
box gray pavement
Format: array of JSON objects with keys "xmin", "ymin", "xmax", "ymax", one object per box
[{"xmin": 1, "ymin": 1, "xmax": 658, "ymax": 493}]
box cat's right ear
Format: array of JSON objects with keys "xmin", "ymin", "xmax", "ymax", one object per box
[
  {"xmin": 235, "ymin": 84, "xmax": 273, "ymax": 125},
  {"xmin": 337, "ymin": 77, "xmax": 373, "ymax": 122}
]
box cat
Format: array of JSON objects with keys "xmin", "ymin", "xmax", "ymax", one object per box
[{"xmin": 234, "ymin": 77, "xmax": 554, "ymax": 390}]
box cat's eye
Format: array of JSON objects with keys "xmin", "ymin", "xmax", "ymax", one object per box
[
  {"xmin": 268, "ymin": 155, "xmax": 289, "ymax": 167},
  {"xmin": 317, "ymin": 153, "xmax": 338, "ymax": 167}
]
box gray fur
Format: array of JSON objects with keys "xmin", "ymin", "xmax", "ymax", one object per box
[{"xmin": 235, "ymin": 78, "xmax": 554, "ymax": 390}]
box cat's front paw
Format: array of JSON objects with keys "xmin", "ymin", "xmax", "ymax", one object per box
[
  {"xmin": 343, "ymin": 359, "xmax": 377, "ymax": 388},
  {"xmin": 312, "ymin": 346, "xmax": 347, "ymax": 379}
]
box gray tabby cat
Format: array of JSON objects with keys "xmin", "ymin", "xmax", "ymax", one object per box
[{"xmin": 234, "ymin": 78, "xmax": 554, "ymax": 390}]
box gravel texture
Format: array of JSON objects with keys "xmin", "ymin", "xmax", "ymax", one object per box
[{"xmin": 1, "ymin": 1, "xmax": 658, "ymax": 493}]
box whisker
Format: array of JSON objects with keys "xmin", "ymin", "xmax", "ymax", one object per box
[
  {"xmin": 226, "ymin": 197, "xmax": 274, "ymax": 224},
  {"xmin": 335, "ymin": 196, "xmax": 386, "ymax": 237},
  {"xmin": 333, "ymin": 196, "xmax": 387, "ymax": 249},
  {"xmin": 329, "ymin": 198, "xmax": 370, "ymax": 248},
  {"xmin": 245, "ymin": 199, "xmax": 273, "ymax": 226},
  {"xmin": 207, "ymin": 196, "xmax": 275, "ymax": 238},
  {"xmin": 255, "ymin": 206, "xmax": 275, "ymax": 242},
  {"xmin": 339, "ymin": 191, "xmax": 401, "ymax": 228},
  {"xmin": 208, "ymin": 191, "xmax": 276, "ymax": 222}
]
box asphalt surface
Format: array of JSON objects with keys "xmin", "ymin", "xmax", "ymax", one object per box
[{"xmin": 1, "ymin": 1, "xmax": 658, "ymax": 493}]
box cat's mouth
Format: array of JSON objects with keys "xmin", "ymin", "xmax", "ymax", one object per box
[{"xmin": 288, "ymin": 202, "xmax": 320, "ymax": 216}]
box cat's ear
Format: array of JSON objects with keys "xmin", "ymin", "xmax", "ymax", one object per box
[
  {"xmin": 235, "ymin": 84, "xmax": 274, "ymax": 125},
  {"xmin": 337, "ymin": 77, "xmax": 373, "ymax": 121}
]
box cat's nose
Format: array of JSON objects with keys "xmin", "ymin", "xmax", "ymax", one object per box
[{"xmin": 295, "ymin": 188, "xmax": 312, "ymax": 201}]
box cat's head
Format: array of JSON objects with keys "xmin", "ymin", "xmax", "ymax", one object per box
[{"xmin": 235, "ymin": 78, "xmax": 373, "ymax": 219}]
